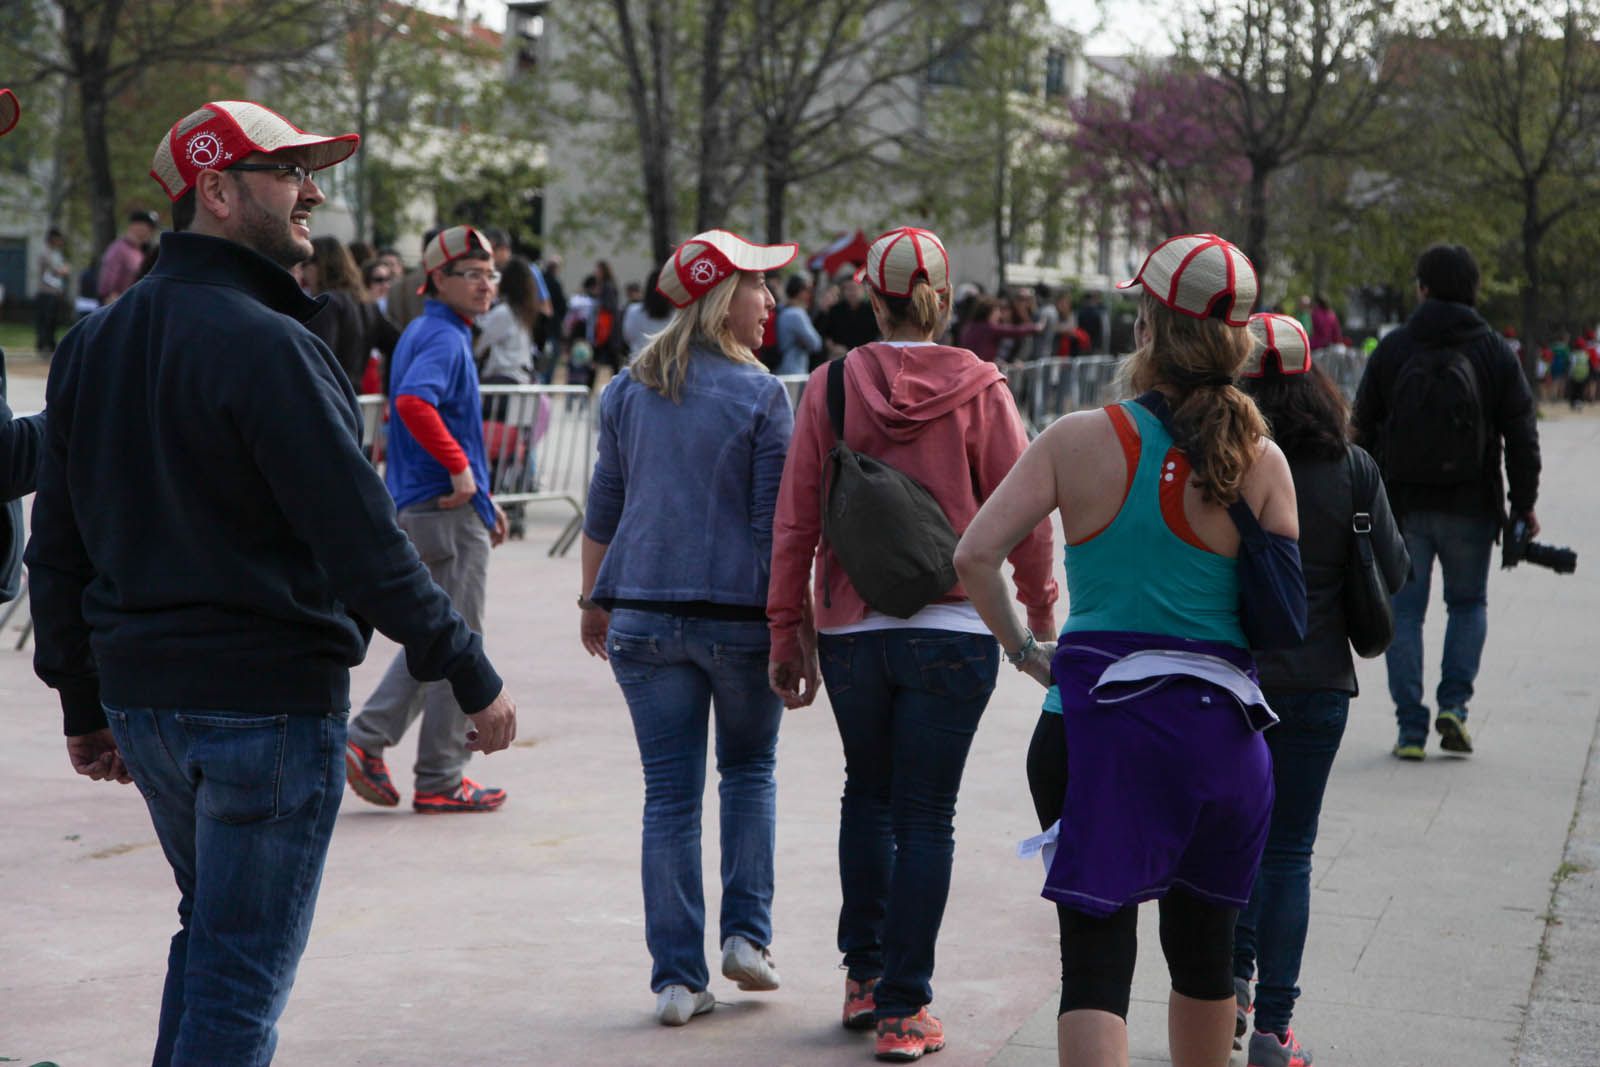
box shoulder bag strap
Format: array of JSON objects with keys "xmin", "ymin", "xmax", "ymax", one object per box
[{"xmin": 827, "ymin": 355, "xmax": 847, "ymax": 443}]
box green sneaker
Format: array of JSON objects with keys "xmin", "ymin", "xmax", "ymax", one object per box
[
  {"xmin": 1436, "ymin": 708, "xmax": 1473, "ymax": 754},
  {"xmin": 1393, "ymin": 737, "xmax": 1426, "ymax": 760}
]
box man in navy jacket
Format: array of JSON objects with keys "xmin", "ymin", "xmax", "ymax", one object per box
[{"xmin": 27, "ymin": 100, "xmax": 518, "ymax": 1066}]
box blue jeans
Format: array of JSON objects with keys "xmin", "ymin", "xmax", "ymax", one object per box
[
  {"xmin": 606, "ymin": 609, "xmax": 783, "ymax": 992},
  {"xmin": 1385, "ymin": 511, "xmax": 1498, "ymax": 740},
  {"xmin": 102, "ymin": 705, "xmax": 347, "ymax": 1067},
  {"xmin": 818, "ymin": 628, "xmax": 1000, "ymax": 1018},
  {"xmin": 1233, "ymin": 689, "xmax": 1349, "ymax": 1036}
]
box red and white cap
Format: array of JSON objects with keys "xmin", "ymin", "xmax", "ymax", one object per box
[
  {"xmin": 418, "ymin": 226, "xmax": 495, "ymax": 294},
  {"xmin": 1242, "ymin": 313, "xmax": 1312, "ymax": 377},
  {"xmin": 149, "ymin": 101, "xmax": 360, "ymax": 201},
  {"xmin": 856, "ymin": 226, "xmax": 950, "ymax": 297},
  {"xmin": 1117, "ymin": 233, "xmax": 1257, "ymax": 327},
  {"xmin": 0, "ymin": 90, "xmax": 18, "ymax": 138},
  {"xmin": 656, "ymin": 230, "xmax": 797, "ymax": 308}
]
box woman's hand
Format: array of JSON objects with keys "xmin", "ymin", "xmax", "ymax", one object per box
[
  {"xmin": 580, "ymin": 605, "xmax": 611, "ymax": 660},
  {"xmin": 1020, "ymin": 640, "xmax": 1056, "ymax": 689},
  {"xmin": 769, "ymin": 652, "xmax": 821, "ymax": 709}
]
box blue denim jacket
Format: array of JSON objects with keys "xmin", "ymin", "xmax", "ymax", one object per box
[{"xmin": 585, "ymin": 346, "xmax": 794, "ymax": 608}]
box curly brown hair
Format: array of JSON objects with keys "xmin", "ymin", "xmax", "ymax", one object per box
[{"xmin": 1120, "ymin": 291, "xmax": 1267, "ymax": 505}]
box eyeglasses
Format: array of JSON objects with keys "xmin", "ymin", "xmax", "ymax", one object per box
[
  {"xmin": 444, "ymin": 268, "xmax": 500, "ymax": 284},
  {"xmin": 369, "ymin": 274, "xmax": 393, "ymax": 285},
  {"xmin": 229, "ymin": 162, "xmax": 313, "ymax": 186}
]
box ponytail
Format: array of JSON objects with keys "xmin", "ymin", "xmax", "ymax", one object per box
[
  {"xmin": 873, "ymin": 279, "xmax": 950, "ymax": 340},
  {"xmin": 1120, "ymin": 292, "xmax": 1266, "ymax": 505}
]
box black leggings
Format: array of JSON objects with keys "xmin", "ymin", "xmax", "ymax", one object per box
[{"xmin": 1026, "ymin": 712, "xmax": 1239, "ymax": 1019}]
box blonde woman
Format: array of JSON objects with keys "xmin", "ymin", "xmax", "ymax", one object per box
[
  {"xmin": 955, "ymin": 235, "xmax": 1298, "ymax": 1067},
  {"xmin": 579, "ymin": 230, "xmax": 804, "ymax": 1026}
]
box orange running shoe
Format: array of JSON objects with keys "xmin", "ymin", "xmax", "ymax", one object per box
[
  {"xmin": 875, "ymin": 1006, "xmax": 944, "ymax": 1061},
  {"xmin": 412, "ymin": 778, "xmax": 506, "ymax": 813},
  {"xmin": 843, "ymin": 976, "xmax": 879, "ymax": 1030},
  {"xmin": 345, "ymin": 742, "xmax": 399, "ymax": 807}
]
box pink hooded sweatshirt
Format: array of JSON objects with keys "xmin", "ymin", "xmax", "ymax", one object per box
[{"xmin": 768, "ymin": 342, "xmax": 1058, "ymax": 662}]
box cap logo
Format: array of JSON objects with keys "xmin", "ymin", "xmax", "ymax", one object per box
[
  {"xmin": 688, "ymin": 257, "xmax": 722, "ymax": 287},
  {"xmin": 184, "ymin": 131, "xmax": 232, "ymax": 169}
]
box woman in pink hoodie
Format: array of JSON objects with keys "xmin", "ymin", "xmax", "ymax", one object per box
[{"xmin": 768, "ymin": 227, "xmax": 1058, "ymax": 1062}]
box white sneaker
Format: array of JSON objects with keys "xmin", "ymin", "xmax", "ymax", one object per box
[
  {"xmin": 721, "ymin": 935, "xmax": 781, "ymax": 991},
  {"xmin": 655, "ymin": 984, "xmax": 714, "ymax": 1026}
]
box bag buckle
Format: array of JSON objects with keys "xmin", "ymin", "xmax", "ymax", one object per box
[{"xmin": 1352, "ymin": 512, "xmax": 1373, "ymax": 534}]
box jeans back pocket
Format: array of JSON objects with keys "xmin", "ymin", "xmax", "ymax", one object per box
[{"xmin": 174, "ymin": 712, "xmax": 290, "ymax": 824}]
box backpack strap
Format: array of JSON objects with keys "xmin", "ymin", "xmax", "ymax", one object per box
[{"xmin": 827, "ymin": 355, "xmax": 847, "ymax": 443}]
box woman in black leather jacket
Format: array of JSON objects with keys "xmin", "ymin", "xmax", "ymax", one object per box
[{"xmin": 1231, "ymin": 313, "xmax": 1410, "ymax": 1067}]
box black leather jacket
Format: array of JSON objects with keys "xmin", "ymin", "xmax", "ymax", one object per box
[{"xmin": 1254, "ymin": 445, "xmax": 1410, "ymax": 695}]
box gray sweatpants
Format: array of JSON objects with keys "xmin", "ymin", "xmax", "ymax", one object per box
[{"xmin": 348, "ymin": 502, "xmax": 491, "ymax": 794}]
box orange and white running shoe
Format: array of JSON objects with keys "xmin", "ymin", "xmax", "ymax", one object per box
[{"xmin": 875, "ymin": 1006, "xmax": 944, "ymax": 1061}]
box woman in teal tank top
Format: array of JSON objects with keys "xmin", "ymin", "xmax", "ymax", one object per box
[{"xmin": 954, "ymin": 233, "xmax": 1300, "ymax": 1067}]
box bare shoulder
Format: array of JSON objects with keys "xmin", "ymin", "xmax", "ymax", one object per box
[{"xmin": 1036, "ymin": 406, "xmax": 1118, "ymax": 456}]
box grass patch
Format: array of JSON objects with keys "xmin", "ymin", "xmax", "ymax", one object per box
[{"xmin": 0, "ymin": 323, "xmax": 33, "ymax": 354}]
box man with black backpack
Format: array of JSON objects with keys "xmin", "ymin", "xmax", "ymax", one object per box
[{"xmin": 1353, "ymin": 243, "xmax": 1541, "ymax": 760}]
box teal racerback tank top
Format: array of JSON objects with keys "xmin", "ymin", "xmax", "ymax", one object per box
[{"xmin": 1060, "ymin": 400, "xmax": 1246, "ymax": 647}]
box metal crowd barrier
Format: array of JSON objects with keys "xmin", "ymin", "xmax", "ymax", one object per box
[
  {"xmin": 1313, "ymin": 345, "xmax": 1367, "ymax": 400},
  {"xmin": 358, "ymin": 383, "xmax": 596, "ymax": 557},
  {"xmin": 1002, "ymin": 356, "xmax": 1125, "ymax": 435}
]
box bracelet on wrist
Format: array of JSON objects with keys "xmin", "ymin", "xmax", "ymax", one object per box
[
  {"xmin": 1004, "ymin": 633, "xmax": 1037, "ymax": 668},
  {"xmin": 577, "ymin": 594, "xmax": 601, "ymax": 611}
]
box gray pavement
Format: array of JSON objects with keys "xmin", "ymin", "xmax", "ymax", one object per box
[{"xmin": 2, "ymin": 407, "xmax": 1598, "ymax": 1067}]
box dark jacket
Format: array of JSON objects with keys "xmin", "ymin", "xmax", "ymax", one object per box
[
  {"xmin": 1352, "ymin": 299, "xmax": 1540, "ymax": 522},
  {"xmin": 27, "ymin": 231, "xmax": 502, "ymax": 736},
  {"xmin": 1254, "ymin": 445, "xmax": 1410, "ymax": 694},
  {"xmin": 306, "ymin": 289, "xmax": 398, "ymax": 390},
  {"xmin": 0, "ymin": 348, "xmax": 44, "ymax": 602}
]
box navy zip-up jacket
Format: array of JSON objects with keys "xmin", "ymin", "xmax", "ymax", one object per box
[{"xmin": 28, "ymin": 231, "xmax": 502, "ymax": 736}]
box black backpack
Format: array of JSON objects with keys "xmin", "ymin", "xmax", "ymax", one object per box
[
  {"xmin": 821, "ymin": 356, "xmax": 959, "ymax": 618},
  {"xmin": 1381, "ymin": 334, "xmax": 1489, "ymax": 485}
]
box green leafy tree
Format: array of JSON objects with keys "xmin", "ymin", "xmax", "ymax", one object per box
[
  {"xmin": 919, "ymin": 0, "xmax": 1061, "ymax": 289},
  {"xmin": 1179, "ymin": 0, "xmax": 1400, "ymax": 281},
  {"xmin": 1415, "ymin": 0, "xmax": 1600, "ymax": 359},
  {"xmin": 0, "ymin": 0, "xmax": 336, "ymax": 252}
]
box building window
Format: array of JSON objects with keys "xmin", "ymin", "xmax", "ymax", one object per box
[{"xmin": 1045, "ymin": 48, "xmax": 1067, "ymax": 98}]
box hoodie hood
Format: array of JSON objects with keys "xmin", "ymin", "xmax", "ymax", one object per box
[
  {"xmin": 845, "ymin": 341, "xmax": 1006, "ymax": 442},
  {"xmin": 1407, "ymin": 298, "xmax": 1491, "ymax": 348}
]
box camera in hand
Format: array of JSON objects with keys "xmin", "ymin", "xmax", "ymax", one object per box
[{"xmin": 1502, "ymin": 516, "xmax": 1577, "ymax": 573}]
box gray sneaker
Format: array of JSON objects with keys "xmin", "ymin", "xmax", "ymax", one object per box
[
  {"xmin": 1247, "ymin": 1027, "xmax": 1312, "ymax": 1067},
  {"xmin": 1233, "ymin": 976, "xmax": 1252, "ymax": 1050},
  {"xmin": 655, "ymin": 984, "xmax": 714, "ymax": 1026},
  {"xmin": 721, "ymin": 935, "xmax": 781, "ymax": 991}
]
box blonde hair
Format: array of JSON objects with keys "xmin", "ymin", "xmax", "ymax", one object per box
[
  {"xmin": 630, "ymin": 272, "xmax": 765, "ymax": 401},
  {"xmin": 1119, "ymin": 291, "xmax": 1267, "ymax": 505},
  {"xmin": 870, "ymin": 279, "xmax": 951, "ymax": 339}
]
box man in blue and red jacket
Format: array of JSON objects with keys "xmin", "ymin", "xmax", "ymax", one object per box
[{"xmin": 345, "ymin": 224, "xmax": 514, "ymax": 814}]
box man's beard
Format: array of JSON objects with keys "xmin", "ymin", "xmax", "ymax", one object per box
[{"xmin": 231, "ymin": 176, "xmax": 310, "ymax": 270}]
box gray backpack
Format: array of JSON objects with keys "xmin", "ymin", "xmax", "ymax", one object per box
[{"xmin": 820, "ymin": 356, "xmax": 959, "ymax": 618}]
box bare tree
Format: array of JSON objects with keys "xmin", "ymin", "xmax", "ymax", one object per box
[
  {"xmin": 736, "ymin": 0, "xmax": 1004, "ymax": 243},
  {"xmin": 1, "ymin": 0, "xmax": 337, "ymax": 252},
  {"xmin": 1181, "ymin": 0, "xmax": 1398, "ymax": 281}
]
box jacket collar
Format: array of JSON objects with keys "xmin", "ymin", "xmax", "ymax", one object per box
[
  {"xmin": 146, "ymin": 231, "xmax": 324, "ymax": 324},
  {"xmin": 1408, "ymin": 298, "xmax": 1489, "ymax": 346},
  {"xmin": 423, "ymin": 298, "xmax": 475, "ymax": 332}
]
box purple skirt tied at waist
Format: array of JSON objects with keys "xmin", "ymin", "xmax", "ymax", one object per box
[{"xmin": 1041, "ymin": 630, "xmax": 1275, "ymax": 917}]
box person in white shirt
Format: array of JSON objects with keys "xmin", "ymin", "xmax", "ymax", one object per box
[
  {"xmin": 474, "ymin": 257, "xmax": 540, "ymax": 384},
  {"xmin": 621, "ymin": 268, "xmax": 674, "ymax": 360},
  {"xmin": 35, "ymin": 228, "xmax": 71, "ymax": 358}
]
